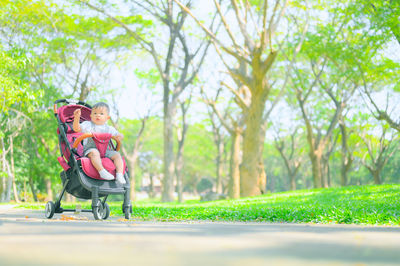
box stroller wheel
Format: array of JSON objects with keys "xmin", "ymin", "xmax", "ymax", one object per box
[
  {"xmin": 92, "ymin": 201, "xmax": 104, "ymax": 220},
  {"xmin": 45, "ymin": 201, "xmax": 55, "ymax": 219},
  {"xmin": 102, "ymin": 202, "xmax": 110, "ymax": 220},
  {"xmin": 124, "ymin": 207, "xmax": 131, "ymax": 220}
]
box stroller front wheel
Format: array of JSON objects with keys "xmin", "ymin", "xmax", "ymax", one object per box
[
  {"xmin": 45, "ymin": 201, "xmax": 55, "ymax": 219},
  {"xmin": 92, "ymin": 200, "xmax": 110, "ymax": 220},
  {"xmin": 92, "ymin": 201, "xmax": 104, "ymax": 220}
]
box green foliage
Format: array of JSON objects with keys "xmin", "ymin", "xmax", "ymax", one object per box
[
  {"xmin": 0, "ymin": 47, "xmax": 33, "ymax": 113},
  {"xmin": 196, "ymin": 178, "xmax": 213, "ymax": 193},
  {"xmin": 183, "ymin": 123, "xmax": 217, "ymax": 191},
  {"xmin": 122, "ymin": 184, "xmax": 400, "ymax": 225},
  {"xmin": 134, "ymin": 68, "xmax": 162, "ymax": 92},
  {"xmin": 17, "ymin": 185, "xmax": 399, "ymax": 225}
]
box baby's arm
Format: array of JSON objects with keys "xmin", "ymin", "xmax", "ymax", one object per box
[
  {"xmin": 73, "ymin": 109, "xmax": 81, "ymax": 132},
  {"xmin": 110, "ymin": 125, "xmax": 123, "ymax": 141},
  {"xmin": 114, "ymin": 133, "xmax": 124, "ymax": 142}
]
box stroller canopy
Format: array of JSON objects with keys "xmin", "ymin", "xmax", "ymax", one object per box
[{"xmin": 57, "ymin": 104, "xmax": 92, "ymax": 124}]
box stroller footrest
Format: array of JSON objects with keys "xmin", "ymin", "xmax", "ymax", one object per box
[{"xmin": 58, "ymin": 156, "xmax": 71, "ymax": 171}]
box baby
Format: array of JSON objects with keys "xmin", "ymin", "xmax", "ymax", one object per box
[{"xmin": 73, "ymin": 102, "xmax": 126, "ymax": 184}]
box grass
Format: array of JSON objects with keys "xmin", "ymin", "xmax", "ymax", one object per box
[{"xmin": 11, "ymin": 184, "xmax": 400, "ymax": 225}]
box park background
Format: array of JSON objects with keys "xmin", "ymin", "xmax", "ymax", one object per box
[{"xmin": 1, "ymin": 0, "xmax": 400, "ymax": 208}]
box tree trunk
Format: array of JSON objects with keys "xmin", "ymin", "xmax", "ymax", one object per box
[
  {"xmin": 45, "ymin": 179, "xmax": 53, "ymax": 201},
  {"xmin": 148, "ymin": 174, "xmax": 155, "ymax": 198},
  {"xmin": 5, "ymin": 160, "xmax": 12, "ymax": 202},
  {"xmin": 290, "ymin": 173, "xmax": 296, "ymax": 190},
  {"xmin": 175, "ymin": 101, "xmax": 189, "ymax": 203},
  {"xmin": 175, "ymin": 147, "xmax": 184, "ymax": 203},
  {"xmin": 323, "ymin": 158, "xmax": 330, "ymax": 188},
  {"xmin": 10, "ymin": 137, "xmax": 20, "ymax": 203},
  {"xmin": 130, "ymin": 173, "xmax": 137, "ymax": 201},
  {"xmin": 310, "ymin": 151, "xmax": 323, "ymax": 188},
  {"xmin": 327, "ymin": 163, "xmax": 331, "ymax": 187},
  {"xmin": 1, "ymin": 137, "xmax": 7, "ymax": 202},
  {"xmin": 321, "ymin": 155, "xmax": 329, "ymax": 188},
  {"xmin": 340, "ymin": 161, "xmax": 349, "ymax": 186},
  {"xmin": 257, "ymin": 124, "xmax": 267, "ymax": 194},
  {"xmin": 28, "ymin": 175, "xmax": 38, "ymax": 202},
  {"xmin": 372, "ymin": 169, "xmax": 382, "ymax": 184},
  {"xmin": 229, "ymin": 130, "xmax": 241, "ymax": 199},
  {"xmin": 128, "ymin": 160, "xmax": 136, "ymax": 202},
  {"xmin": 216, "ymin": 139, "xmax": 224, "ymax": 194},
  {"xmin": 0, "ymin": 172, "xmax": 4, "ymax": 202},
  {"xmin": 12, "ymin": 175, "xmax": 19, "ymax": 202},
  {"xmin": 339, "ymin": 123, "xmax": 352, "ymax": 186},
  {"xmin": 119, "ymin": 116, "xmax": 146, "ymax": 203},
  {"xmin": 269, "ymin": 174, "xmax": 276, "ymax": 193},
  {"xmin": 240, "ymin": 97, "xmax": 266, "ymax": 197},
  {"xmin": 257, "ymin": 159, "xmax": 266, "ymax": 194},
  {"xmin": 23, "ymin": 180, "xmax": 28, "ymax": 202},
  {"xmin": 275, "ymin": 137, "xmax": 301, "ymax": 191},
  {"xmin": 162, "ymin": 104, "xmax": 176, "ymax": 202}
]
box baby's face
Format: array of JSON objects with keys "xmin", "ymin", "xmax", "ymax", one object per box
[{"xmin": 90, "ymin": 107, "xmax": 110, "ymax": 125}]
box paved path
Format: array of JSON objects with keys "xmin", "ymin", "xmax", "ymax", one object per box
[{"xmin": 0, "ymin": 205, "xmax": 400, "ymax": 266}]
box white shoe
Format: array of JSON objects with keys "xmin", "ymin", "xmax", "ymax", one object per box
[
  {"xmin": 116, "ymin": 173, "xmax": 126, "ymax": 184},
  {"xmin": 99, "ymin": 169, "xmax": 114, "ymax": 180}
]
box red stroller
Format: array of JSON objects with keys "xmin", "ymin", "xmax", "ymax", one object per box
[{"xmin": 45, "ymin": 99, "xmax": 132, "ymax": 220}]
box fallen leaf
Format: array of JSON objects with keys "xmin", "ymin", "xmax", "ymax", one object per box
[{"xmin": 60, "ymin": 215, "xmax": 77, "ymax": 221}]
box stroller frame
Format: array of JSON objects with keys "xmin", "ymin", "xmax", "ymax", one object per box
[{"xmin": 45, "ymin": 99, "xmax": 132, "ymax": 220}]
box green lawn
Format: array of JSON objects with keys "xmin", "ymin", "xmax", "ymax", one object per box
[{"xmin": 12, "ymin": 184, "xmax": 400, "ymax": 225}]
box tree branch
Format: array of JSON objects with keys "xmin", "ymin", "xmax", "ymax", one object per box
[{"xmin": 173, "ymin": 0, "xmax": 251, "ymax": 64}]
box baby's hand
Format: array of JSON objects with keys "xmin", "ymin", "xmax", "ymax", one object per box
[
  {"xmin": 73, "ymin": 109, "xmax": 81, "ymax": 118},
  {"xmin": 114, "ymin": 134, "xmax": 124, "ymax": 142}
]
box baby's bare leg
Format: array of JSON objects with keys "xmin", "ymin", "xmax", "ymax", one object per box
[
  {"xmin": 111, "ymin": 153, "xmax": 126, "ymax": 184},
  {"xmin": 88, "ymin": 150, "xmax": 103, "ymax": 171},
  {"xmin": 88, "ymin": 149, "xmax": 114, "ymax": 180},
  {"xmin": 111, "ymin": 153, "xmax": 124, "ymax": 173}
]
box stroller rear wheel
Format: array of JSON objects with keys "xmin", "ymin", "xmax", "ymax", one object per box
[
  {"xmin": 45, "ymin": 201, "xmax": 55, "ymax": 219},
  {"xmin": 102, "ymin": 202, "xmax": 110, "ymax": 220},
  {"xmin": 123, "ymin": 206, "xmax": 131, "ymax": 220}
]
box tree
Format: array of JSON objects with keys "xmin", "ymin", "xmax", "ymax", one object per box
[
  {"xmin": 204, "ymin": 96, "xmax": 229, "ymax": 194},
  {"xmin": 358, "ymin": 122, "xmax": 399, "ymax": 184},
  {"xmin": 338, "ymin": 113, "xmax": 356, "ymax": 186},
  {"xmin": 288, "ymin": 0, "xmax": 379, "ymax": 188},
  {"xmin": 175, "ymin": 0, "xmax": 310, "ymax": 196},
  {"xmin": 182, "ymin": 122, "xmax": 217, "ymax": 194},
  {"xmin": 358, "ymin": 0, "xmax": 400, "ymax": 45},
  {"xmin": 273, "ymin": 126, "xmax": 304, "ymax": 190},
  {"xmin": 130, "ymin": 117, "xmax": 164, "ymax": 197},
  {"xmin": 115, "ymin": 116, "xmax": 148, "ymax": 201},
  {"xmin": 349, "ymin": 0, "xmax": 400, "ymax": 131},
  {"xmin": 202, "ymin": 88, "xmax": 243, "ymax": 199},
  {"xmin": 0, "ymin": 39, "xmax": 37, "ymax": 201}
]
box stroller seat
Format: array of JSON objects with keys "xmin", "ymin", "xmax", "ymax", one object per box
[{"xmin": 45, "ymin": 99, "xmax": 132, "ymax": 220}]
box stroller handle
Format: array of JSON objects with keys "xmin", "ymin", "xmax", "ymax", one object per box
[{"xmin": 72, "ymin": 133, "xmax": 121, "ymax": 151}]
